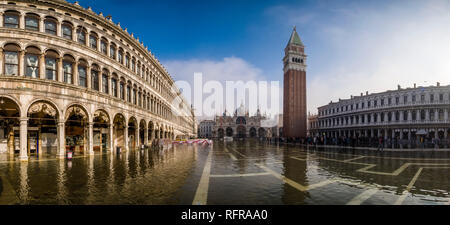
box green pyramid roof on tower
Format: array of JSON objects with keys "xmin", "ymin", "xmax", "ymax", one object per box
[{"xmin": 287, "ymin": 26, "xmax": 303, "ymax": 46}]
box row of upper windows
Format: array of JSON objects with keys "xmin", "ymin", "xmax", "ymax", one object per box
[
  {"xmin": 2, "ymin": 44, "xmax": 172, "ymax": 119},
  {"xmin": 319, "ymin": 109, "xmax": 448, "ymax": 126},
  {"xmin": 319, "ymin": 93, "xmax": 449, "ymax": 116},
  {"xmin": 2, "ymin": 10, "xmax": 173, "ymax": 98}
]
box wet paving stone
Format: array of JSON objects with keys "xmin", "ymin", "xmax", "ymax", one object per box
[{"xmin": 0, "ymin": 141, "xmax": 450, "ymax": 205}]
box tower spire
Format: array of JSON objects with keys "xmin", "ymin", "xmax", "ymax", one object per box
[{"xmin": 287, "ymin": 26, "xmax": 303, "ymax": 47}]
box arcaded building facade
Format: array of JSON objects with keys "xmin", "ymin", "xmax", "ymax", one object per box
[
  {"xmin": 213, "ymin": 104, "xmax": 272, "ymax": 139},
  {"xmin": 316, "ymin": 83, "xmax": 450, "ymax": 141},
  {"xmin": 0, "ymin": 0, "xmax": 197, "ymax": 161}
]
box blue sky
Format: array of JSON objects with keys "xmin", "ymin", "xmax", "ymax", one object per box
[{"xmin": 72, "ymin": 0, "xmax": 450, "ymax": 116}]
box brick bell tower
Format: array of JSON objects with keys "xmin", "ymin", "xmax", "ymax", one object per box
[{"xmin": 283, "ymin": 26, "xmax": 307, "ymax": 139}]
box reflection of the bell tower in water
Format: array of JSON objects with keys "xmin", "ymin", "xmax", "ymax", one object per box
[{"xmin": 281, "ymin": 146, "xmax": 308, "ymax": 204}]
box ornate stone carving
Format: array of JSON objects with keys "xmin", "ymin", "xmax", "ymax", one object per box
[
  {"xmin": 28, "ymin": 102, "xmax": 57, "ymax": 117},
  {"xmin": 66, "ymin": 106, "xmax": 87, "ymax": 120}
]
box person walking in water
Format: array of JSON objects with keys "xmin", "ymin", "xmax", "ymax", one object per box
[{"xmin": 377, "ymin": 136, "xmax": 384, "ymax": 151}]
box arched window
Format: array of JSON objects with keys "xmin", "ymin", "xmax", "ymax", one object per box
[
  {"xmin": 119, "ymin": 81, "xmax": 125, "ymax": 100},
  {"xmin": 3, "ymin": 43, "xmax": 20, "ymax": 76},
  {"xmin": 118, "ymin": 49, "xmax": 123, "ymax": 64},
  {"xmin": 44, "ymin": 17, "xmax": 57, "ymax": 35},
  {"xmin": 25, "ymin": 13, "xmax": 39, "ymax": 31},
  {"xmin": 125, "ymin": 54, "xmax": 130, "ymax": 68},
  {"xmin": 403, "ymin": 111, "xmax": 408, "ymax": 121},
  {"xmin": 111, "ymin": 76, "xmax": 118, "ymax": 97},
  {"xmin": 76, "ymin": 27, "xmax": 86, "ymax": 45},
  {"xmin": 63, "ymin": 55, "xmax": 75, "ymax": 84},
  {"xmin": 439, "ymin": 109, "xmax": 444, "ymax": 121},
  {"xmin": 395, "ymin": 111, "xmax": 400, "ymax": 121},
  {"xmin": 430, "ymin": 109, "xmax": 435, "ymax": 121},
  {"xmin": 91, "ymin": 64, "xmax": 100, "ymax": 91},
  {"xmin": 45, "ymin": 50, "xmax": 59, "ymax": 80},
  {"xmin": 110, "ymin": 43, "xmax": 116, "ymax": 59},
  {"xmin": 89, "ymin": 33, "xmax": 98, "ymax": 50},
  {"xmin": 62, "ymin": 22, "xmax": 73, "ymax": 40},
  {"xmin": 420, "ymin": 110, "xmax": 425, "ymax": 121},
  {"xmin": 126, "ymin": 84, "xmax": 131, "ymax": 102},
  {"xmin": 100, "ymin": 38, "xmax": 108, "ymax": 55},
  {"xmin": 24, "ymin": 46, "xmax": 41, "ymax": 78},
  {"xmin": 4, "ymin": 11, "xmax": 19, "ymax": 28},
  {"xmin": 78, "ymin": 60, "xmax": 87, "ymax": 87},
  {"xmin": 102, "ymin": 69, "xmax": 109, "ymax": 94}
]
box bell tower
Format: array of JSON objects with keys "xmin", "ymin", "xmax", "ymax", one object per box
[{"xmin": 283, "ymin": 26, "xmax": 307, "ymax": 139}]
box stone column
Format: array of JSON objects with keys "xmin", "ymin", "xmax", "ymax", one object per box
[
  {"xmin": 144, "ymin": 126, "xmax": 149, "ymax": 145},
  {"xmin": 400, "ymin": 130, "xmax": 403, "ymax": 140},
  {"xmin": 408, "ymin": 130, "xmax": 411, "ymax": 141},
  {"xmin": 426, "ymin": 109, "xmax": 430, "ymax": 121},
  {"xmin": 445, "ymin": 129, "xmax": 448, "ymax": 140},
  {"xmin": 435, "ymin": 110, "xmax": 439, "ymax": 122},
  {"xmin": 39, "ymin": 18, "xmax": 45, "ymax": 33},
  {"xmin": 57, "ymin": 121, "xmax": 65, "ymax": 159},
  {"xmin": 57, "ymin": 57, "xmax": 63, "ymax": 82},
  {"xmin": 384, "ymin": 129, "xmax": 388, "ymax": 139},
  {"xmin": 19, "ymin": 118, "xmax": 28, "ymax": 161},
  {"xmin": 109, "ymin": 123, "xmax": 114, "ymax": 152},
  {"xmin": 135, "ymin": 127, "xmax": 140, "ymax": 148},
  {"xmin": 19, "ymin": 13, "xmax": 25, "ymax": 29},
  {"xmin": 392, "ymin": 130, "xmax": 395, "ymax": 139},
  {"xmin": 99, "ymin": 69, "xmax": 103, "ymax": 93},
  {"xmin": 124, "ymin": 125, "xmax": 129, "ymax": 152},
  {"xmin": 72, "ymin": 26, "xmax": 77, "ymax": 42},
  {"xmin": 73, "ymin": 61, "xmax": 79, "ymax": 85},
  {"xmin": 108, "ymin": 76, "xmax": 112, "ymax": 95},
  {"xmin": 0, "ymin": 49, "xmax": 3, "ymax": 75},
  {"xmin": 19, "ymin": 50, "xmax": 25, "ymax": 76},
  {"xmin": 39, "ymin": 53, "xmax": 45, "ymax": 79},
  {"xmin": 88, "ymin": 122, "xmax": 94, "ymax": 155},
  {"xmin": 445, "ymin": 109, "xmax": 449, "ymax": 121},
  {"xmin": 56, "ymin": 20, "xmax": 62, "ymax": 37},
  {"xmin": 86, "ymin": 65, "xmax": 91, "ymax": 89}
]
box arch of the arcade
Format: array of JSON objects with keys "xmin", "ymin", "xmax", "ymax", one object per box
[{"xmin": 0, "ymin": 94, "xmax": 176, "ymax": 161}]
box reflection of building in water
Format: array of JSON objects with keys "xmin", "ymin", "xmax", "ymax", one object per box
[
  {"xmin": 282, "ymin": 146, "xmax": 307, "ymax": 204},
  {"xmin": 212, "ymin": 103, "xmax": 279, "ymax": 139},
  {"xmin": 316, "ymin": 83, "xmax": 450, "ymax": 141},
  {"xmin": 0, "ymin": 0, "xmax": 196, "ymax": 161}
]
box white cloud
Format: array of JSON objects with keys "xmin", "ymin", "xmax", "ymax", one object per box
[
  {"xmin": 303, "ymin": 0, "xmax": 450, "ymax": 114},
  {"xmin": 164, "ymin": 57, "xmax": 282, "ymax": 121}
]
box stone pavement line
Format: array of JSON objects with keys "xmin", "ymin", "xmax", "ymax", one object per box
[
  {"xmin": 343, "ymin": 156, "xmax": 366, "ymax": 163},
  {"xmin": 394, "ymin": 168, "xmax": 423, "ymax": 205},
  {"xmin": 291, "ymin": 155, "xmax": 450, "ymax": 176},
  {"xmin": 0, "ymin": 174, "xmax": 18, "ymax": 205},
  {"xmin": 224, "ymin": 147, "xmax": 237, "ymax": 161},
  {"xmin": 256, "ymin": 164, "xmax": 336, "ymax": 192},
  {"xmin": 210, "ymin": 172, "xmax": 271, "ymax": 178},
  {"xmin": 228, "ymin": 147, "xmax": 247, "ymax": 158},
  {"xmin": 346, "ymin": 189, "xmax": 379, "ymax": 205},
  {"xmin": 192, "ymin": 148, "xmax": 213, "ymax": 205}
]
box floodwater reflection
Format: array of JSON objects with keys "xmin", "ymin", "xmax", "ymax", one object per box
[{"xmin": 1, "ymin": 141, "xmax": 450, "ymax": 205}]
